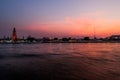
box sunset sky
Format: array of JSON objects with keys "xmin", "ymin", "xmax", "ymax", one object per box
[{"xmin": 0, "ymin": 0, "xmax": 120, "ymax": 38}]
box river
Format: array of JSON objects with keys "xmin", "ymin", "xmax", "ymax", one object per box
[{"xmin": 0, "ymin": 43, "xmax": 120, "ymax": 80}]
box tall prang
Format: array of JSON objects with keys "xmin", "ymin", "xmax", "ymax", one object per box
[{"xmin": 11, "ymin": 27, "xmax": 17, "ymax": 41}]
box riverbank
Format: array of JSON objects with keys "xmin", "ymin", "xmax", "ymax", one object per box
[{"xmin": 1, "ymin": 40, "xmax": 120, "ymax": 44}]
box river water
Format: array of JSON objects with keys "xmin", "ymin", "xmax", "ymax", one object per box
[{"xmin": 0, "ymin": 43, "xmax": 120, "ymax": 80}]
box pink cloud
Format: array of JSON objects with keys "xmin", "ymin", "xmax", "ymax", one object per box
[
  {"xmin": 19, "ymin": 11, "xmax": 120, "ymax": 38},
  {"xmin": 65, "ymin": 13, "xmax": 120, "ymax": 37}
]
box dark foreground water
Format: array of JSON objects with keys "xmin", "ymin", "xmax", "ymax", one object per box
[{"xmin": 0, "ymin": 43, "xmax": 120, "ymax": 80}]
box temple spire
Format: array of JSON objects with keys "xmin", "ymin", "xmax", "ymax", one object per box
[{"xmin": 11, "ymin": 27, "xmax": 17, "ymax": 41}]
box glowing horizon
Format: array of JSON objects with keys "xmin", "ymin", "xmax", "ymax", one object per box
[{"xmin": 0, "ymin": 0, "xmax": 120, "ymax": 38}]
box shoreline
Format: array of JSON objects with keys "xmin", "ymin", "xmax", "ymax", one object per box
[{"xmin": 1, "ymin": 41, "xmax": 120, "ymax": 44}]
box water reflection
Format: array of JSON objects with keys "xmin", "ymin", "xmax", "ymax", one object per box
[{"xmin": 0, "ymin": 43, "xmax": 120, "ymax": 80}]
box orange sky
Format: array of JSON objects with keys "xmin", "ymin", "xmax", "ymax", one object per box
[{"xmin": 21, "ymin": 14, "xmax": 120, "ymax": 38}]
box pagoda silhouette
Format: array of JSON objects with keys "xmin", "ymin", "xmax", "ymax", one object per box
[{"xmin": 11, "ymin": 27, "xmax": 17, "ymax": 41}]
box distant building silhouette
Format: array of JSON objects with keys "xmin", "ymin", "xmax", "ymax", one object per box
[
  {"xmin": 11, "ymin": 27, "xmax": 17, "ymax": 41},
  {"xmin": 83, "ymin": 37, "xmax": 90, "ymax": 40},
  {"xmin": 27, "ymin": 35, "xmax": 36, "ymax": 42},
  {"xmin": 110, "ymin": 35, "xmax": 120, "ymax": 40}
]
